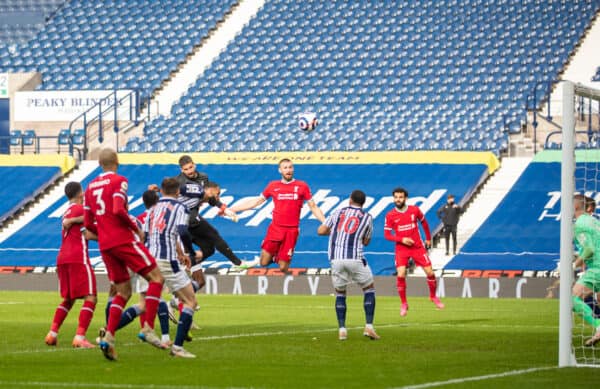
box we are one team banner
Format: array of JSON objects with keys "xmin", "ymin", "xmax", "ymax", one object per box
[{"xmin": 0, "ymin": 151, "xmax": 496, "ymax": 275}]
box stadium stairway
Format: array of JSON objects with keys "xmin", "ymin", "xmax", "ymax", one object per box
[
  {"xmin": 0, "ymin": 160, "xmax": 98, "ymax": 244},
  {"xmin": 415, "ymin": 157, "xmax": 532, "ymax": 275}
]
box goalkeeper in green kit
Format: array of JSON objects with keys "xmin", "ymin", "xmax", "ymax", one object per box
[{"xmin": 571, "ymin": 194, "xmax": 600, "ymax": 347}]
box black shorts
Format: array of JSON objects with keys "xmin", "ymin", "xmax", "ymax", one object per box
[{"xmin": 188, "ymin": 217, "xmax": 221, "ymax": 263}]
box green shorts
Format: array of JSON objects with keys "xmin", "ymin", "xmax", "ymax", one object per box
[{"xmin": 576, "ymin": 268, "xmax": 600, "ymax": 292}]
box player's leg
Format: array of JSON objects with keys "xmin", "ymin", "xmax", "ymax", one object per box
[
  {"xmin": 157, "ymin": 299, "xmax": 172, "ymax": 347},
  {"xmin": 104, "ymin": 283, "xmax": 117, "ymax": 324},
  {"xmin": 97, "ymin": 247, "xmax": 138, "ymax": 360},
  {"xmin": 71, "ymin": 263, "xmax": 97, "ymax": 348},
  {"xmin": 72, "ymin": 294, "xmax": 97, "ymax": 348},
  {"xmin": 165, "ymin": 267, "xmax": 197, "ymax": 358},
  {"xmin": 415, "ymin": 251, "xmax": 444, "ymax": 309},
  {"xmin": 274, "ymin": 227, "xmax": 299, "ymax": 273},
  {"xmin": 189, "ymin": 240, "xmax": 209, "ymax": 291},
  {"xmin": 572, "ymin": 278, "xmax": 600, "ymax": 346},
  {"xmin": 46, "ymin": 264, "xmax": 74, "ymax": 346},
  {"xmin": 354, "ymin": 261, "xmax": 379, "ymax": 340},
  {"xmin": 331, "ymin": 260, "xmax": 349, "ymax": 340},
  {"xmin": 192, "ymin": 218, "xmax": 242, "ymax": 266},
  {"xmin": 395, "ymin": 254, "xmax": 409, "ymax": 316}
]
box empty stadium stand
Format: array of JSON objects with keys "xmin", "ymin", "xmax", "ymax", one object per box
[
  {"xmin": 0, "ymin": 165, "xmax": 62, "ymax": 226},
  {"xmin": 0, "ymin": 0, "xmax": 64, "ymax": 44},
  {"xmin": 122, "ymin": 0, "xmax": 599, "ymax": 154},
  {"xmin": 0, "ymin": 0, "xmax": 236, "ymax": 95}
]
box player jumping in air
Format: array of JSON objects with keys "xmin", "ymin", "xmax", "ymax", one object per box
[
  {"xmin": 318, "ymin": 190, "xmax": 379, "ymax": 341},
  {"xmin": 571, "ymin": 194, "xmax": 600, "ymax": 347},
  {"xmin": 150, "ymin": 155, "xmax": 247, "ymax": 289},
  {"xmin": 230, "ymin": 158, "xmax": 326, "ymax": 273},
  {"xmin": 384, "ymin": 187, "xmax": 444, "ymax": 316},
  {"xmin": 45, "ymin": 181, "xmax": 97, "ymax": 349},
  {"xmin": 84, "ymin": 148, "xmax": 165, "ymax": 361}
]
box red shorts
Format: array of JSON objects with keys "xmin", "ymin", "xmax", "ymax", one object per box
[
  {"xmin": 101, "ymin": 242, "xmax": 157, "ymax": 284},
  {"xmin": 394, "ymin": 248, "xmax": 432, "ymax": 268},
  {"xmin": 57, "ymin": 262, "xmax": 97, "ymax": 300},
  {"xmin": 261, "ymin": 224, "xmax": 299, "ymax": 263}
]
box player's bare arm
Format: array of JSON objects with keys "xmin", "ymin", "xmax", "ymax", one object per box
[
  {"xmin": 63, "ymin": 215, "xmax": 84, "ymax": 229},
  {"xmin": 317, "ymin": 224, "xmax": 331, "ymax": 235},
  {"xmin": 307, "ymin": 199, "xmax": 326, "ymax": 223},
  {"xmin": 230, "ymin": 196, "xmax": 266, "ymax": 213},
  {"xmin": 84, "ymin": 229, "xmax": 98, "ymax": 241}
]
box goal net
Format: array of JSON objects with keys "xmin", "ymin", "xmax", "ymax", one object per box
[{"xmin": 560, "ymin": 81, "xmax": 600, "ymax": 367}]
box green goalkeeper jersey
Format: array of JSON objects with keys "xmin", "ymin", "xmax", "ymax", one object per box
[{"xmin": 574, "ymin": 213, "xmax": 600, "ymax": 270}]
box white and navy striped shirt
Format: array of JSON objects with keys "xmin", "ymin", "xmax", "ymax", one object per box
[
  {"xmin": 144, "ymin": 197, "xmax": 189, "ymax": 272},
  {"xmin": 324, "ymin": 206, "xmax": 373, "ymax": 261}
]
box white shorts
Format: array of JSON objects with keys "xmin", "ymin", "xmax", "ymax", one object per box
[
  {"xmin": 134, "ymin": 260, "xmax": 191, "ymax": 294},
  {"xmin": 331, "ymin": 259, "xmax": 374, "ymax": 291}
]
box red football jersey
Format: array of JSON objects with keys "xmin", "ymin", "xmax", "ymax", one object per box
[
  {"xmin": 56, "ymin": 203, "xmax": 89, "ymax": 265},
  {"xmin": 262, "ymin": 179, "xmax": 312, "ymax": 227},
  {"xmin": 384, "ymin": 205, "xmax": 431, "ymax": 250},
  {"xmin": 83, "ymin": 171, "xmax": 138, "ymax": 250}
]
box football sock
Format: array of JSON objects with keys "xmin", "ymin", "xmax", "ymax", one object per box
[
  {"xmin": 105, "ymin": 296, "xmax": 113, "ymax": 324},
  {"xmin": 396, "ymin": 277, "xmax": 407, "ymax": 304},
  {"xmin": 573, "ymin": 296, "xmax": 600, "ymax": 327},
  {"xmin": 335, "ymin": 294, "xmax": 347, "ymax": 328},
  {"xmin": 117, "ymin": 304, "xmax": 141, "ymax": 330},
  {"xmin": 107, "ymin": 295, "xmax": 127, "ymax": 335},
  {"xmin": 50, "ymin": 300, "xmax": 73, "ymax": 332},
  {"xmin": 161, "ymin": 334, "xmax": 171, "ymax": 343},
  {"xmin": 174, "ymin": 307, "xmax": 194, "ymax": 347},
  {"xmin": 363, "ymin": 288, "xmax": 376, "ymax": 325},
  {"xmin": 76, "ymin": 300, "xmax": 96, "ymax": 336},
  {"xmin": 144, "ymin": 281, "xmax": 163, "ymax": 329},
  {"xmin": 158, "ymin": 300, "xmax": 170, "ymax": 336},
  {"xmin": 139, "ymin": 311, "xmax": 147, "ymax": 329},
  {"xmin": 215, "ymin": 238, "xmax": 242, "ymax": 266},
  {"xmin": 427, "ymin": 275, "xmax": 437, "ymax": 298}
]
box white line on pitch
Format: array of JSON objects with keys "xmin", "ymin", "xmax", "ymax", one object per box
[
  {"xmin": 0, "ymin": 301, "xmax": 24, "ymax": 305},
  {"xmin": 396, "ymin": 366, "xmax": 558, "ymax": 389}
]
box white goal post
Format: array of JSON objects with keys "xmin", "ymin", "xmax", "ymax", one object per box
[{"xmin": 560, "ymin": 81, "xmax": 600, "ymax": 367}]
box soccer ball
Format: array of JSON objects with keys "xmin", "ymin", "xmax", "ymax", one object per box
[{"xmin": 298, "ymin": 112, "xmax": 318, "ymax": 132}]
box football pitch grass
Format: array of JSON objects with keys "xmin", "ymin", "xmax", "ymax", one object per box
[{"xmin": 0, "ymin": 291, "xmax": 597, "ymax": 388}]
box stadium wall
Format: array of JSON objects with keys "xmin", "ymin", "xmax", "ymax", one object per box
[{"xmin": 0, "ymin": 151, "xmax": 497, "ymax": 277}]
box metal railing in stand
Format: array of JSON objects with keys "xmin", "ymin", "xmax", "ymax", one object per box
[
  {"xmin": 525, "ymin": 79, "xmax": 557, "ymax": 154},
  {"xmin": 67, "ymin": 89, "xmax": 142, "ymax": 159}
]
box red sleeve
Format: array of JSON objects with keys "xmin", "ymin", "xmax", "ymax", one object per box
[
  {"xmin": 417, "ymin": 207, "xmax": 431, "ymax": 241},
  {"xmin": 303, "ymin": 181, "xmax": 312, "ymax": 201},
  {"xmin": 261, "ymin": 182, "xmax": 273, "ymax": 199},
  {"xmin": 83, "ymin": 190, "xmax": 97, "ymax": 235},
  {"xmin": 112, "ymin": 177, "xmax": 138, "ymax": 231}
]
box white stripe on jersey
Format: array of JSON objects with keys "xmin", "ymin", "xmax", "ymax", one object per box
[
  {"xmin": 325, "ymin": 206, "xmax": 373, "ymax": 261},
  {"xmin": 145, "ymin": 198, "xmax": 189, "ymax": 263}
]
